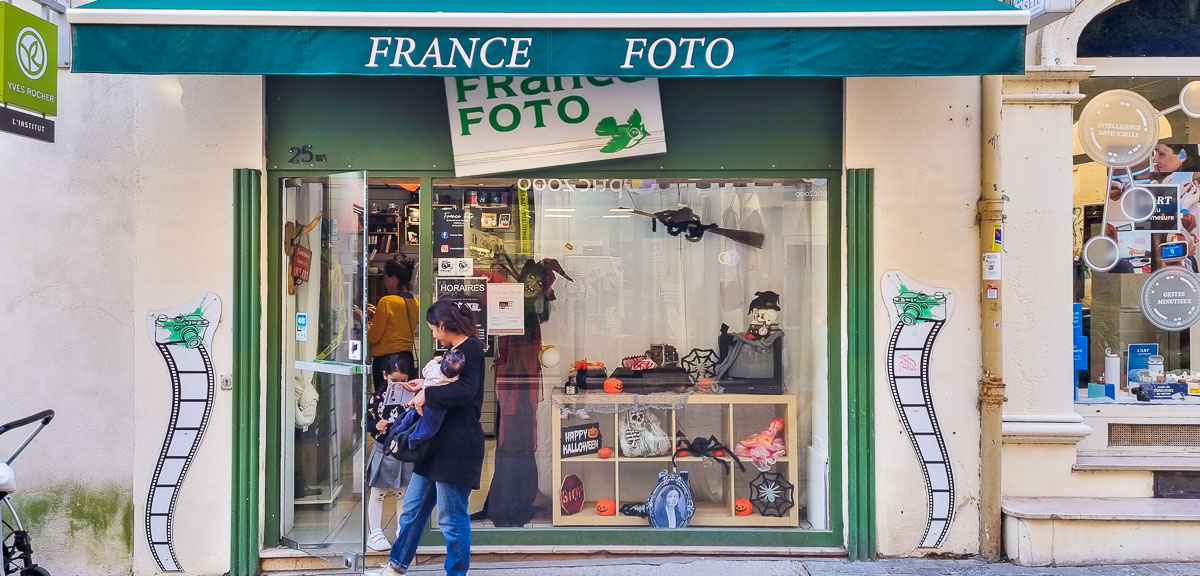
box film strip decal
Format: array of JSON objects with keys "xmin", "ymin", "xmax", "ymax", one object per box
[
  {"xmin": 881, "ymin": 271, "xmax": 956, "ymax": 549},
  {"xmin": 145, "ymin": 294, "xmax": 221, "ymax": 572}
]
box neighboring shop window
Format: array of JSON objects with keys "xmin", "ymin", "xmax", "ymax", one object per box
[
  {"xmin": 432, "ymin": 177, "xmax": 830, "ymax": 529},
  {"xmin": 1073, "ymin": 77, "xmax": 1200, "ymax": 404},
  {"xmin": 1078, "ymin": 0, "xmax": 1200, "ymax": 58}
]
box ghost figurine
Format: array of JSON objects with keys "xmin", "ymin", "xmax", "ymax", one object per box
[{"xmin": 746, "ymin": 290, "xmax": 782, "ymax": 338}]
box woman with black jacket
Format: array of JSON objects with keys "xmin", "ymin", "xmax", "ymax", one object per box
[{"xmin": 378, "ymin": 298, "xmax": 484, "ymax": 576}]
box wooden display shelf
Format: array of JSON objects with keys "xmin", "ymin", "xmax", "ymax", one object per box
[
  {"xmin": 555, "ymin": 500, "xmax": 793, "ymax": 527},
  {"xmin": 556, "ymin": 502, "xmax": 646, "ymax": 527},
  {"xmin": 551, "ymin": 388, "xmax": 800, "ymax": 528},
  {"xmin": 553, "ymin": 391, "xmax": 784, "ymax": 405},
  {"xmin": 619, "ymin": 455, "xmax": 790, "ymax": 463},
  {"xmin": 561, "ymin": 453, "xmax": 789, "ymax": 463}
]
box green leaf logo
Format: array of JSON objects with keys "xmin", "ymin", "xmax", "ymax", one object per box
[
  {"xmin": 15, "ymin": 26, "xmax": 48, "ymax": 81},
  {"xmin": 595, "ymin": 109, "xmax": 649, "ymax": 153}
]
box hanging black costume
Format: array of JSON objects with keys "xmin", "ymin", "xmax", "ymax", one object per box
[{"xmin": 474, "ymin": 257, "xmax": 572, "ymax": 526}]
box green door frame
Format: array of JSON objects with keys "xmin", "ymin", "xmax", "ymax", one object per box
[
  {"xmin": 846, "ymin": 168, "xmax": 876, "ymax": 561},
  {"xmin": 254, "ymin": 167, "xmax": 856, "ymax": 553},
  {"xmin": 232, "ymin": 169, "xmax": 263, "ymax": 576}
]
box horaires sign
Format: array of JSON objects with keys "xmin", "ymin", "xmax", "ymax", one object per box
[{"xmin": 444, "ymin": 76, "xmax": 666, "ymax": 176}]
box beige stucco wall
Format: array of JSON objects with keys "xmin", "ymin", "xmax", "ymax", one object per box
[
  {"xmin": 129, "ymin": 74, "xmax": 263, "ymax": 576},
  {"xmin": 846, "ymin": 76, "xmax": 985, "ymax": 556},
  {"xmin": 0, "ymin": 65, "xmax": 262, "ymax": 574},
  {"xmin": 0, "ymin": 70, "xmax": 138, "ymax": 576},
  {"xmin": 999, "ymin": 0, "xmax": 1156, "ymax": 505}
]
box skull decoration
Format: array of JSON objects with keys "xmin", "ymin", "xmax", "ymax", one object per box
[{"xmin": 746, "ymin": 290, "xmax": 782, "ymax": 338}]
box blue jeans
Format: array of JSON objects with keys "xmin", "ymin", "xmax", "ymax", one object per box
[{"xmin": 388, "ymin": 472, "xmax": 472, "ymax": 576}]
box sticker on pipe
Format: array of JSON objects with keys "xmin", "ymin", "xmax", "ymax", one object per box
[{"xmin": 1078, "ymin": 90, "xmax": 1159, "ymax": 168}]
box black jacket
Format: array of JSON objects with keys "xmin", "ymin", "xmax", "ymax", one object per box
[{"xmin": 414, "ymin": 337, "xmax": 486, "ymax": 489}]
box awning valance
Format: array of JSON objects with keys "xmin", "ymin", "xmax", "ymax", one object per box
[{"xmin": 68, "ymin": 0, "xmax": 1028, "ymax": 77}]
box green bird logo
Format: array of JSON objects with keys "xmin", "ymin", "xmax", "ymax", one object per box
[{"xmin": 595, "ymin": 109, "xmax": 649, "ymax": 153}]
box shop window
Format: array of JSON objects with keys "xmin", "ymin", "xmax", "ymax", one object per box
[
  {"xmin": 1079, "ymin": 0, "xmax": 1200, "ymax": 58},
  {"xmin": 1074, "ymin": 77, "xmax": 1200, "ymax": 405},
  {"xmin": 430, "ymin": 177, "xmax": 831, "ymax": 530}
]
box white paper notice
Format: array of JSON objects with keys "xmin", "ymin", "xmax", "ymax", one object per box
[
  {"xmin": 982, "ymin": 253, "xmax": 1002, "ymax": 280},
  {"xmin": 487, "ymin": 283, "xmax": 525, "ymax": 335}
]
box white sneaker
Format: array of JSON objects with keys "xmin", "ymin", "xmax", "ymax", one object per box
[
  {"xmin": 366, "ymin": 530, "xmax": 391, "ymax": 552},
  {"xmin": 366, "ymin": 562, "xmax": 405, "ymax": 576}
]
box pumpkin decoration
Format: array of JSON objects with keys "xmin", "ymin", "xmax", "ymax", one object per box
[
  {"xmin": 713, "ymin": 448, "xmax": 726, "ymax": 458},
  {"xmin": 596, "ymin": 499, "xmax": 616, "ymax": 516},
  {"xmin": 598, "ymin": 447, "xmax": 613, "ymax": 459},
  {"xmin": 676, "ymin": 449, "xmax": 690, "ymax": 457},
  {"xmin": 603, "ymin": 377, "xmax": 624, "ymax": 394},
  {"xmin": 734, "ymin": 498, "xmax": 753, "ymax": 516},
  {"xmin": 573, "ymin": 359, "xmax": 605, "ymax": 371}
]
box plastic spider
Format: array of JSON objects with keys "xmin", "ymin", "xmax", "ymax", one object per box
[{"xmin": 673, "ymin": 433, "xmax": 745, "ymax": 475}]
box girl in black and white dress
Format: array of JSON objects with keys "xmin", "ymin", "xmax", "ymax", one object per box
[{"xmin": 364, "ymin": 354, "xmax": 417, "ymax": 551}]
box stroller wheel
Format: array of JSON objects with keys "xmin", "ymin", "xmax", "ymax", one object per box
[{"xmin": 21, "ymin": 567, "xmax": 51, "ymax": 576}]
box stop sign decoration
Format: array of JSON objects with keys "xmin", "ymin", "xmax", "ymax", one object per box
[{"xmin": 560, "ymin": 474, "xmax": 585, "ymax": 515}]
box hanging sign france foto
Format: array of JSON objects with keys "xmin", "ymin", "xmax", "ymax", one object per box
[{"xmin": 445, "ymin": 76, "xmax": 666, "ymax": 176}]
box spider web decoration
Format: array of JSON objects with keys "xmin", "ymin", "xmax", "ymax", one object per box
[
  {"xmin": 681, "ymin": 348, "xmax": 720, "ymax": 380},
  {"xmin": 748, "ymin": 471, "xmax": 794, "ymax": 517}
]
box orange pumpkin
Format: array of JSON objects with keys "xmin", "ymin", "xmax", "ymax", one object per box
[
  {"xmin": 734, "ymin": 498, "xmax": 753, "ymax": 516},
  {"xmin": 596, "ymin": 499, "xmax": 616, "ymax": 516},
  {"xmin": 603, "ymin": 378, "xmax": 624, "ymax": 394},
  {"xmin": 676, "ymin": 449, "xmax": 690, "ymax": 457},
  {"xmin": 712, "ymin": 448, "xmax": 726, "ymax": 458},
  {"xmin": 598, "ymin": 447, "xmax": 613, "ymax": 459}
]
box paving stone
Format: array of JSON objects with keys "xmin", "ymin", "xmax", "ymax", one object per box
[{"xmin": 462, "ymin": 558, "xmax": 1200, "ymax": 576}]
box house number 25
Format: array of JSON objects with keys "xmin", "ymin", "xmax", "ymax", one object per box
[{"xmin": 288, "ymin": 145, "xmax": 328, "ymax": 164}]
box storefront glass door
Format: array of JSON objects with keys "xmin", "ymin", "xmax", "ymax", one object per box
[{"xmin": 279, "ymin": 172, "xmax": 368, "ymax": 565}]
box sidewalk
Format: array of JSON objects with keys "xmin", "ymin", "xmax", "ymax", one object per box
[{"xmin": 403, "ymin": 557, "xmax": 1200, "ymax": 575}]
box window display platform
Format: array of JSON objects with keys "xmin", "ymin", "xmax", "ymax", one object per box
[
  {"xmin": 1076, "ymin": 395, "xmax": 1200, "ymax": 405},
  {"xmin": 1076, "ymin": 401, "xmax": 1200, "ymax": 458},
  {"xmin": 551, "ymin": 391, "xmax": 801, "ymax": 528}
]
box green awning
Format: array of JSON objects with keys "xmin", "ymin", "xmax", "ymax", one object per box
[{"xmin": 68, "ymin": 0, "xmax": 1028, "ymax": 77}]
